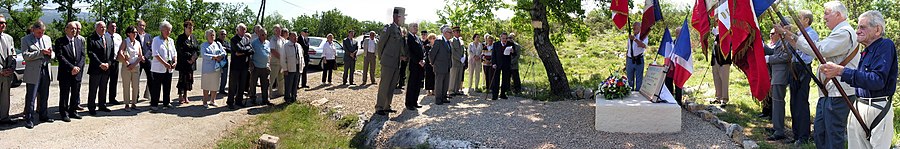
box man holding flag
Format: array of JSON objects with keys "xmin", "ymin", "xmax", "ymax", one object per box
[
  {"xmin": 626, "ymin": 22, "xmax": 648, "ymax": 91},
  {"xmin": 777, "ymin": 1, "xmax": 859, "ymax": 148},
  {"xmin": 658, "ymin": 20, "xmax": 693, "ymax": 106}
]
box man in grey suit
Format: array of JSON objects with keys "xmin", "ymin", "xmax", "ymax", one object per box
[
  {"xmin": 764, "ymin": 29, "xmax": 792, "ymax": 141},
  {"xmin": 0, "ymin": 15, "xmax": 15, "ymax": 125},
  {"xmin": 374, "ymin": 7, "xmax": 408, "ymax": 116},
  {"xmin": 342, "ymin": 30, "xmax": 358, "ymax": 85},
  {"xmin": 21, "ymin": 20, "xmax": 55, "ymax": 129},
  {"xmin": 448, "ymin": 26, "xmax": 465, "ymax": 96},
  {"xmin": 429, "ymin": 25, "xmax": 453, "ymax": 105}
]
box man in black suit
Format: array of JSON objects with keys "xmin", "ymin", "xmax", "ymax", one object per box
[
  {"xmin": 490, "ymin": 32, "xmax": 514, "ymax": 100},
  {"xmin": 341, "ymin": 30, "xmax": 358, "ymax": 85},
  {"xmin": 86, "ymin": 21, "xmax": 113, "ymax": 115},
  {"xmin": 54, "ymin": 21, "xmax": 85, "ymax": 121},
  {"xmin": 228, "ymin": 23, "xmax": 253, "ymax": 109},
  {"xmin": 404, "ymin": 23, "xmax": 425, "ymax": 110},
  {"xmin": 299, "ymin": 28, "xmax": 311, "ymax": 88}
]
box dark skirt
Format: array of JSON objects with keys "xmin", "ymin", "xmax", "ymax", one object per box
[
  {"xmin": 424, "ymin": 63, "xmax": 435, "ymax": 90},
  {"xmin": 177, "ymin": 70, "xmax": 194, "ymax": 93}
]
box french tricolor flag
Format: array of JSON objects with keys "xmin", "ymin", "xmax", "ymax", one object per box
[{"xmin": 658, "ymin": 19, "xmax": 693, "ymax": 88}]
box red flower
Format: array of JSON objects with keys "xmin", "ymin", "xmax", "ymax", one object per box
[{"xmin": 617, "ymin": 82, "xmax": 624, "ymax": 86}]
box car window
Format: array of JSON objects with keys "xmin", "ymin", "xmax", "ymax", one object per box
[
  {"xmin": 333, "ymin": 42, "xmax": 343, "ymax": 50},
  {"xmin": 308, "ymin": 38, "xmax": 323, "ymax": 47}
]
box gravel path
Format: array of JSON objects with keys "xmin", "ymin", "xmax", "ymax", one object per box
[{"xmin": 0, "ymin": 75, "xmax": 261, "ymax": 148}]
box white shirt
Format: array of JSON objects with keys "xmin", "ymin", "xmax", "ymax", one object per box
[
  {"xmin": 105, "ymin": 32, "xmax": 122, "ymax": 58},
  {"xmin": 151, "ymin": 36, "xmax": 177, "ymax": 73},
  {"xmin": 122, "ymin": 39, "xmax": 141, "ymax": 64},
  {"xmin": 795, "ymin": 21, "xmax": 859, "ymax": 97},
  {"xmin": 627, "ymin": 34, "xmax": 648, "ymax": 57},
  {"xmin": 321, "ymin": 41, "xmax": 337, "ymax": 60},
  {"xmin": 365, "ymin": 38, "xmax": 377, "ymax": 53},
  {"xmin": 269, "ymin": 36, "xmax": 287, "ymax": 60}
]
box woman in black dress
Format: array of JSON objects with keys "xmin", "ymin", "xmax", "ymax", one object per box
[{"xmin": 423, "ymin": 33, "xmax": 436, "ymax": 96}]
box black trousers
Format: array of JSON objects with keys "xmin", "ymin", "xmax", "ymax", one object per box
[
  {"xmin": 342, "ymin": 59, "xmax": 356, "ymax": 84},
  {"xmin": 397, "ymin": 60, "xmax": 408, "ymax": 88},
  {"xmin": 58, "ymin": 79, "xmax": 81, "ymax": 117},
  {"xmin": 88, "ymin": 73, "xmax": 110, "ymax": 110},
  {"xmin": 177, "ymin": 70, "xmax": 193, "ymax": 94},
  {"xmin": 141, "ymin": 60, "xmax": 154, "ymax": 97},
  {"xmin": 664, "ymin": 77, "xmax": 684, "ymax": 106},
  {"xmin": 405, "ymin": 64, "xmax": 424, "ymax": 107},
  {"xmin": 228, "ymin": 66, "xmax": 250, "ymax": 106},
  {"xmin": 491, "ymin": 66, "xmax": 511, "ymax": 99},
  {"xmin": 483, "ymin": 65, "xmax": 493, "ymax": 89},
  {"xmin": 322, "ymin": 60, "xmax": 336, "ymax": 83},
  {"xmin": 789, "ymin": 63, "xmax": 812, "ymax": 140},
  {"xmin": 150, "ymin": 72, "xmax": 172, "ymax": 107},
  {"xmin": 301, "ymin": 64, "xmax": 309, "ymax": 87},
  {"xmin": 107, "ymin": 62, "xmax": 119, "ymax": 102}
]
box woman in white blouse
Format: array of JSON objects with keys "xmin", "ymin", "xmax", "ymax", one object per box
[
  {"xmin": 321, "ymin": 34, "xmax": 337, "ymax": 84},
  {"xmin": 200, "ymin": 29, "xmax": 227, "ymax": 108},
  {"xmin": 118, "ymin": 26, "xmax": 143, "ymax": 111},
  {"xmin": 150, "ymin": 21, "xmax": 177, "ymax": 110},
  {"xmin": 466, "ymin": 34, "xmax": 483, "ymax": 93}
]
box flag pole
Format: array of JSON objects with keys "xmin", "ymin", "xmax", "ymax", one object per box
[{"xmin": 771, "ymin": 2, "xmax": 872, "ymax": 137}]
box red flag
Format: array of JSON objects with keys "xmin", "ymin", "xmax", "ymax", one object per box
[
  {"xmin": 725, "ymin": 0, "xmax": 770, "ymax": 101},
  {"xmin": 691, "ymin": 0, "xmax": 711, "ymax": 51},
  {"xmin": 611, "ymin": 0, "xmax": 629, "ymax": 29},
  {"xmin": 639, "ymin": 0, "xmax": 662, "ymax": 39}
]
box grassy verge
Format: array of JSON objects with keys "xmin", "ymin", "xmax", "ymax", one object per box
[{"xmin": 217, "ymin": 104, "xmax": 356, "ymax": 148}]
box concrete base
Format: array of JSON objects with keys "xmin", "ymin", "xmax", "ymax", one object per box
[{"xmin": 595, "ymin": 92, "xmax": 682, "ymax": 133}]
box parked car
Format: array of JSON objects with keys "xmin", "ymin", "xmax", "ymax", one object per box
[
  {"xmin": 306, "ymin": 37, "xmax": 345, "ymax": 69},
  {"xmin": 12, "ymin": 53, "xmax": 24, "ymax": 87}
]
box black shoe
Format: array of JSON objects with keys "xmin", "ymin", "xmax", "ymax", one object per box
[
  {"xmin": 98, "ymin": 107, "xmax": 112, "ymax": 112},
  {"xmin": 60, "ymin": 117, "xmax": 71, "ymax": 122},
  {"xmin": 415, "ymin": 105, "xmax": 423, "ymax": 108},
  {"xmin": 350, "ymin": 83, "xmax": 356, "ymax": 85},
  {"xmin": 301, "ymin": 86, "xmax": 310, "ymax": 88},
  {"xmin": 766, "ymin": 135, "xmax": 787, "ymax": 141},
  {"xmin": 76, "ymin": 106, "xmax": 85, "ymax": 111},
  {"xmin": 39, "ymin": 118, "xmax": 54, "ymax": 123},
  {"xmin": 25, "ymin": 121, "xmax": 34, "ymax": 129},
  {"xmin": 406, "ymin": 107, "xmax": 417, "ymax": 111},
  {"xmin": 500, "ymin": 96, "xmax": 509, "ymax": 99},
  {"xmin": 375, "ymin": 110, "xmax": 387, "ymax": 115},
  {"xmin": 69, "ymin": 113, "xmax": 82, "ymax": 119},
  {"xmin": 89, "ymin": 110, "xmax": 97, "ymax": 116},
  {"xmin": 228, "ymin": 105, "xmax": 237, "ymax": 109},
  {"xmin": 108, "ymin": 100, "xmax": 121, "ymax": 105},
  {"xmin": 219, "ymin": 91, "xmax": 228, "ymax": 94},
  {"xmin": 490, "ymin": 98, "xmax": 498, "ymax": 100},
  {"xmin": 385, "ymin": 109, "xmax": 397, "ymax": 113}
]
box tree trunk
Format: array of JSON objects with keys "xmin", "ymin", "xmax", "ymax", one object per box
[{"xmin": 529, "ymin": 0, "xmax": 570, "ymax": 97}]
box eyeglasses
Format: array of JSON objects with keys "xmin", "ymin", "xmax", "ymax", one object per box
[{"xmin": 0, "ymin": 22, "xmax": 6, "ymax": 24}]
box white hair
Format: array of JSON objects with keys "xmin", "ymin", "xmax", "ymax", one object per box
[
  {"xmin": 858, "ymin": 10, "xmax": 886, "ymax": 36},
  {"xmin": 236, "ymin": 23, "xmax": 246, "ymax": 31},
  {"xmin": 824, "ymin": 1, "xmax": 848, "ymax": 20},
  {"xmin": 440, "ymin": 24, "xmax": 452, "ymax": 33},
  {"xmin": 94, "ymin": 21, "xmax": 105, "ymax": 28},
  {"xmin": 408, "ymin": 22, "xmax": 418, "ymax": 27},
  {"xmin": 205, "ymin": 29, "xmax": 216, "ymax": 38},
  {"xmin": 159, "ymin": 20, "xmax": 172, "ymax": 30}
]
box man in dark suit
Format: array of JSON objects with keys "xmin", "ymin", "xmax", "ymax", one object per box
[
  {"xmin": 86, "ymin": 21, "xmax": 113, "ymax": 115},
  {"xmin": 428, "ymin": 25, "xmax": 453, "ymax": 105},
  {"xmin": 299, "ymin": 28, "xmax": 311, "ymax": 88},
  {"xmin": 228, "ymin": 23, "xmax": 253, "ymax": 109},
  {"xmin": 341, "ymin": 30, "xmax": 358, "ymax": 85},
  {"xmin": 404, "ymin": 23, "xmax": 425, "ymax": 110},
  {"xmin": 54, "ymin": 21, "xmax": 85, "ymax": 122},
  {"xmin": 490, "ymin": 32, "xmax": 514, "ymax": 100},
  {"xmin": 137, "ymin": 20, "xmax": 155, "ymax": 99}
]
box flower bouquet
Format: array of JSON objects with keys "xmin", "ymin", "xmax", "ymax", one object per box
[{"xmin": 598, "ymin": 69, "xmax": 632, "ymax": 100}]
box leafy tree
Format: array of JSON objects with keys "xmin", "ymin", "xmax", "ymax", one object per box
[{"xmin": 0, "ymin": 0, "xmax": 45, "ymax": 48}]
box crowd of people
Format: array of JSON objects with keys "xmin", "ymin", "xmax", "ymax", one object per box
[{"xmin": 0, "ymin": 6, "xmax": 526, "ymax": 130}]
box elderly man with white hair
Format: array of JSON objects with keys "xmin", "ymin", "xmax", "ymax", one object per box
[
  {"xmin": 820, "ymin": 10, "xmax": 896, "ymax": 149},
  {"xmin": 777, "ymin": 1, "xmax": 859, "ymax": 148},
  {"xmin": 429, "ymin": 24, "xmax": 454, "ymax": 105}
]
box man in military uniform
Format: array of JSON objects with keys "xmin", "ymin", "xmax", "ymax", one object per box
[{"xmin": 374, "ymin": 7, "xmax": 408, "ymax": 115}]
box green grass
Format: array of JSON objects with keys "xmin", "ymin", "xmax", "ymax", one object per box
[{"xmin": 217, "ymin": 104, "xmax": 355, "ymax": 148}]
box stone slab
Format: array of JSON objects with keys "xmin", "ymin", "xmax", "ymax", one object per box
[{"xmin": 595, "ymin": 92, "xmax": 682, "ymax": 133}]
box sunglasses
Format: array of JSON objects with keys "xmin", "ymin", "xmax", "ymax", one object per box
[{"xmin": 0, "ymin": 22, "xmax": 6, "ymax": 24}]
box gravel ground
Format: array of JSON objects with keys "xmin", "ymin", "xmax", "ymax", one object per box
[
  {"xmin": 0, "ymin": 74, "xmax": 262, "ymax": 148},
  {"xmin": 296, "ymin": 70, "xmax": 740, "ymax": 148}
]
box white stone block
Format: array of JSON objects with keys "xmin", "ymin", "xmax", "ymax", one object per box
[{"xmin": 595, "ymin": 92, "xmax": 682, "ymax": 133}]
